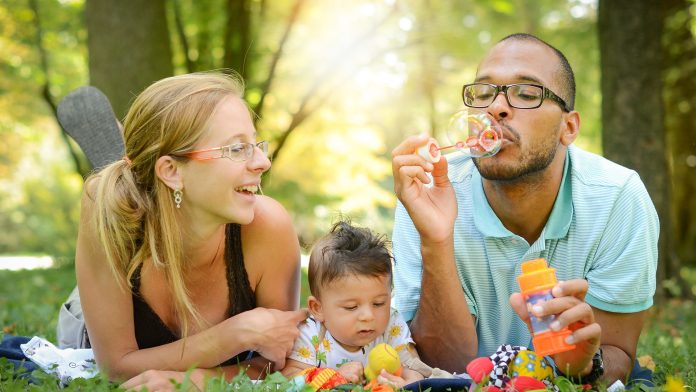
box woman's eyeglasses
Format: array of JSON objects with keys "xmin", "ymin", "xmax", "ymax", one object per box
[{"xmin": 174, "ymin": 140, "xmax": 269, "ymax": 162}]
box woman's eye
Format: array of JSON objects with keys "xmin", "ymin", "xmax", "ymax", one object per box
[{"xmin": 229, "ymin": 146, "xmax": 245, "ymax": 154}]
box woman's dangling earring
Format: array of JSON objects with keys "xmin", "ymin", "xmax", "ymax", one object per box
[{"xmin": 173, "ymin": 188, "xmax": 183, "ymax": 209}]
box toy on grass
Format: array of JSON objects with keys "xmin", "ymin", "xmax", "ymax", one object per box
[
  {"xmin": 299, "ymin": 366, "xmax": 348, "ymax": 391},
  {"xmin": 466, "ymin": 356, "xmax": 494, "ymax": 384},
  {"xmin": 364, "ymin": 343, "xmax": 402, "ymax": 381},
  {"xmin": 363, "ymin": 379, "xmax": 396, "ymax": 392},
  {"xmin": 466, "ymin": 345, "xmax": 555, "ymax": 392},
  {"xmin": 508, "ymin": 349, "xmax": 553, "ymax": 382}
]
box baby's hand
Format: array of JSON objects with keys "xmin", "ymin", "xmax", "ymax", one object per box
[
  {"xmin": 377, "ymin": 369, "xmax": 408, "ymax": 389},
  {"xmin": 337, "ymin": 361, "xmax": 364, "ymax": 384}
]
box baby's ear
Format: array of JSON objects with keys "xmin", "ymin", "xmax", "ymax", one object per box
[{"xmin": 307, "ymin": 296, "xmax": 324, "ymax": 322}]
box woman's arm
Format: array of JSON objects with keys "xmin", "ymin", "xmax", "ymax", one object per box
[{"xmin": 77, "ymin": 187, "xmax": 305, "ymax": 380}]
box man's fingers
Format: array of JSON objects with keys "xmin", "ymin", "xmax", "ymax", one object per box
[
  {"xmin": 554, "ymin": 302, "xmax": 595, "ymax": 330},
  {"xmin": 392, "ymin": 154, "xmax": 434, "ymax": 174},
  {"xmin": 431, "ymin": 157, "xmax": 450, "ymax": 186},
  {"xmin": 552, "ymin": 279, "xmax": 588, "ymax": 301},
  {"xmin": 509, "ymin": 293, "xmax": 533, "ymax": 332},
  {"xmin": 398, "ymin": 166, "xmax": 431, "ymax": 185},
  {"xmin": 391, "ymin": 133, "xmax": 431, "ymax": 157},
  {"xmin": 566, "ymin": 322, "xmax": 601, "ymax": 346},
  {"xmin": 532, "ymin": 295, "xmax": 583, "ymax": 318}
]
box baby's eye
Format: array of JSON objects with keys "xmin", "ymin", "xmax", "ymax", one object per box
[
  {"xmin": 343, "ymin": 306, "xmax": 358, "ymax": 311},
  {"xmin": 373, "ymin": 302, "xmax": 386, "ymax": 307}
]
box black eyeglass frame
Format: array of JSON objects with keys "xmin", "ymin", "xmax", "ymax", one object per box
[{"xmin": 462, "ymin": 83, "xmax": 571, "ymax": 112}]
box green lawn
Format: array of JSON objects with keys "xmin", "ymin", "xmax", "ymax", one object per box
[{"xmin": 1, "ymin": 265, "xmax": 694, "ymax": 390}]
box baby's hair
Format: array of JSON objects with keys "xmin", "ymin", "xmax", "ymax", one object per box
[{"xmin": 308, "ymin": 219, "xmax": 392, "ymax": 297}]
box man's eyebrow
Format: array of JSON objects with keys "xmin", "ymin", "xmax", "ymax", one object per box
[{"xmin": 473, "ymin": 74, "xmax": 545, "ymax": 85}]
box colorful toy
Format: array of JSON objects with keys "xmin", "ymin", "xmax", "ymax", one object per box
[
  {"xmin": 363, "ymin": 379, "xmax": 396, "ymax": 392},
  {"xmin": 299, "ymin": 367, "xmax": 348, "ymax": 391},
  {"xmin": 467, "ymin": 345, "xmax": 556, "ymax": 392},
  {"xmin": 508, "ymin": 376, "xmax": 547, "ymax": 392},
  {"xmin": 466, "ymin": 356, "xmax": 494, "ymax": 383},
  {"xmin": 517, "ymin": 258, "xmax": 575, "ymax": 356},
  {"xmin": 364, "ymin": 343, "xmax": 402, "ymax": 381},
  {"xmin": 508, "ymin": 350, "xmax": 554, "ymax": 382}
]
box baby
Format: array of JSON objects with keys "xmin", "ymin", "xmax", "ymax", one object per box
[{"xmin": 282, "ymin": 220, "xmax": 424, "ymax": 387}]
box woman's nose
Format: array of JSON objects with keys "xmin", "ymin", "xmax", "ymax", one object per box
[{"xmin": 248, "ymin": 145, "xmax": 271, "ymax": 172}]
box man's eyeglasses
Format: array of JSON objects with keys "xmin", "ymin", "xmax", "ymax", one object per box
[
  {"xmin": 174, "ymin": 140, "xmax": 269, "ymax": 162},
  {"xmin": 462, "ymin": 83, "xmax": 571, "ymax": 112}
]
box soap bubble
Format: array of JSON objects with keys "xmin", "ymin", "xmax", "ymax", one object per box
[{"xmin": 446, "ymin": 109, "xmax": 502, "ymax": 158}]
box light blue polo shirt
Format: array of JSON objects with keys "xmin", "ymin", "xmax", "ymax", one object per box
[{"xmin": 392, "ymin": 144, "xmax": 659, "ymax": 357}]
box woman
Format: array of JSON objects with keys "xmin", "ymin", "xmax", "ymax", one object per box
[{"xmin": 74, "ymin": 72, "xmax": 307, "ymax": 389}]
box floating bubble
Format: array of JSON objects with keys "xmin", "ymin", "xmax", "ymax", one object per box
[{"xmin": 446, "ymin": 108, "xmax": 502, "ymax": 158}]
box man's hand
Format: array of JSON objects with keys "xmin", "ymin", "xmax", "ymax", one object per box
[
  {"xmin": 392, "ymin": 134, "xmax": 457, "ymax": 244},
  {"xmin": 509, "ymin": 279, "xmax": 601, "ymax": 376}
]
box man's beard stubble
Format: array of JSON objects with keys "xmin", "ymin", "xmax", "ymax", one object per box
[{"xmin": 473, "ymin": 122, "xmax": 560, "ymax": 182}]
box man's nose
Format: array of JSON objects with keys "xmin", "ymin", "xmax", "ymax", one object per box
[{"xmin": 487, "ymin": 91, "xmax": 510, "ymax": 120}]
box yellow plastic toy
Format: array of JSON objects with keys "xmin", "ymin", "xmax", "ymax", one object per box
[
  {"xmin": 364, "ymin": 343, "xmax": 402, "ymax": 381},
  {"xmin": 508, "ymin": 349, "xmax": 554, "ymax": 382}
]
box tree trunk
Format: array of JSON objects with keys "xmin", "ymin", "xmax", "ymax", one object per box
[
  {"xmin": 662, "ymin": 0, "xmax": 696, "ymax": 286},
  {"xmin": 223, "ymin": 0, "xmax": 252, "ymax": 79},
  {"xmin": 598, "ymin": 0, "xmax": 671, "ymax": 300},
  {"xmin": 85, "ymin": 0, "xmax": 174, "ymax": 119}
]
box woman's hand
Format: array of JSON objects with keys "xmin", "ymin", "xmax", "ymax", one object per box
[
  {"xmin": 240, "ymin": 307, "xmax": 308, "ymax": 371},
  {"xmin": 509, "ymin": 279, "xmax": 601, "ymax": 376},
  {"xmin": 392, "ymin": 134, "xmax": 457, "ymax": 244},
  {"xmin": 121, "ymin": 369, "xmax": 203, "ymax": 391}
]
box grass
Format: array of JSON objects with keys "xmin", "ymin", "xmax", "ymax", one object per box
[{"xmin": 1, "ymin": 265, "xmax": 694, "ymax": 390}]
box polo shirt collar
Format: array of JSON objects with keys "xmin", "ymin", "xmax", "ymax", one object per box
[{"xmin": 472, "ymin": 149, "xmax": 573, "ymax": 239}]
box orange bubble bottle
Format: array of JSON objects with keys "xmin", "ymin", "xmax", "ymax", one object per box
[{"xmin": 516, "ymin": 258, "xmax": 576, "ymax": 356}]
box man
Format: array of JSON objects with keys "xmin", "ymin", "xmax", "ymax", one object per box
[{"xmin": 391, "ymin": 33, "xmax": 658, "ymax": 385}]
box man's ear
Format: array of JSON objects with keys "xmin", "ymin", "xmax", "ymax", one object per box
[
  {"xmin": 155, "ymin": 155, "xmax": 183, "ymax": 191},
  {"xmin": 560, "ymin": 111, "xmax": 580, "ymax": 146},
  {"xmin": 308, "ymin": 296, "xmax": 324, "ymax": 322}
]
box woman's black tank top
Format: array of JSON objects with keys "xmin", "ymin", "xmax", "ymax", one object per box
[{"xmin": 130, "ymin": 224, "xmax": 257, "ymax": 366}]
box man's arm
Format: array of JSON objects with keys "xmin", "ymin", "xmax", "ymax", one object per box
[
  {"xmin": 594, "ymin": 308, "xmax": 647, "ymax": 383},
  {"xmin": 391, "ymin": 134, "xmax": 479, "ymax": 373},
  {"xmin": 409, "ymin": 238, "xmax": 478, "ymax": 373}
]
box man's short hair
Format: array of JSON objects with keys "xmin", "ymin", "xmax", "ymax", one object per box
[
  {"xmin": 308, "ymin": 220, "xmax": 392, "ymax": 297},
  {"xmin": 499, "ymin": 33, "xmax": 576, "ymax": 111}
]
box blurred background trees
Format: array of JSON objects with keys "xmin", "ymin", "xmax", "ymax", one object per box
[{"xmin": 0, "ymin": 0, "xmax": 694, "ymax": 297}]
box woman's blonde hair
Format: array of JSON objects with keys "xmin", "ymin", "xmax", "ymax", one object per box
[{"xmin": 91, "ymin": 71, "xmax": 246, "ymax": 337}]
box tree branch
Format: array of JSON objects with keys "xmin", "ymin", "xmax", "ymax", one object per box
[
  {"xmin": 253, "ymin": 0, "xmax": 305, "ymax": 120},
  {"xmin": 29, "ymin": 0, "xmax": 89, "ymax": 177},
  {"xmin": 270, "ymin": 3, "xmax": 403, "ymax": 163},
  {"xmin": 172, "ymin": 0, "xmax": 194, "ymax": 72}
]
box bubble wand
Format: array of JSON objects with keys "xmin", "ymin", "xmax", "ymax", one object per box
[{"xmin": 417, "ymin": 109, "xmax": 503, "ymax": 163}]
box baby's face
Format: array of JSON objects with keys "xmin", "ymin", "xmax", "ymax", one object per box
[{"xmin": 315, "ymin": 274, "xmax": 391, "ymax": 352}]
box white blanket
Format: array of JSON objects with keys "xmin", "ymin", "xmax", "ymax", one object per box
[{"xmin": 20, "ymin": 336, "xmax": 98, "ymax": 386}]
